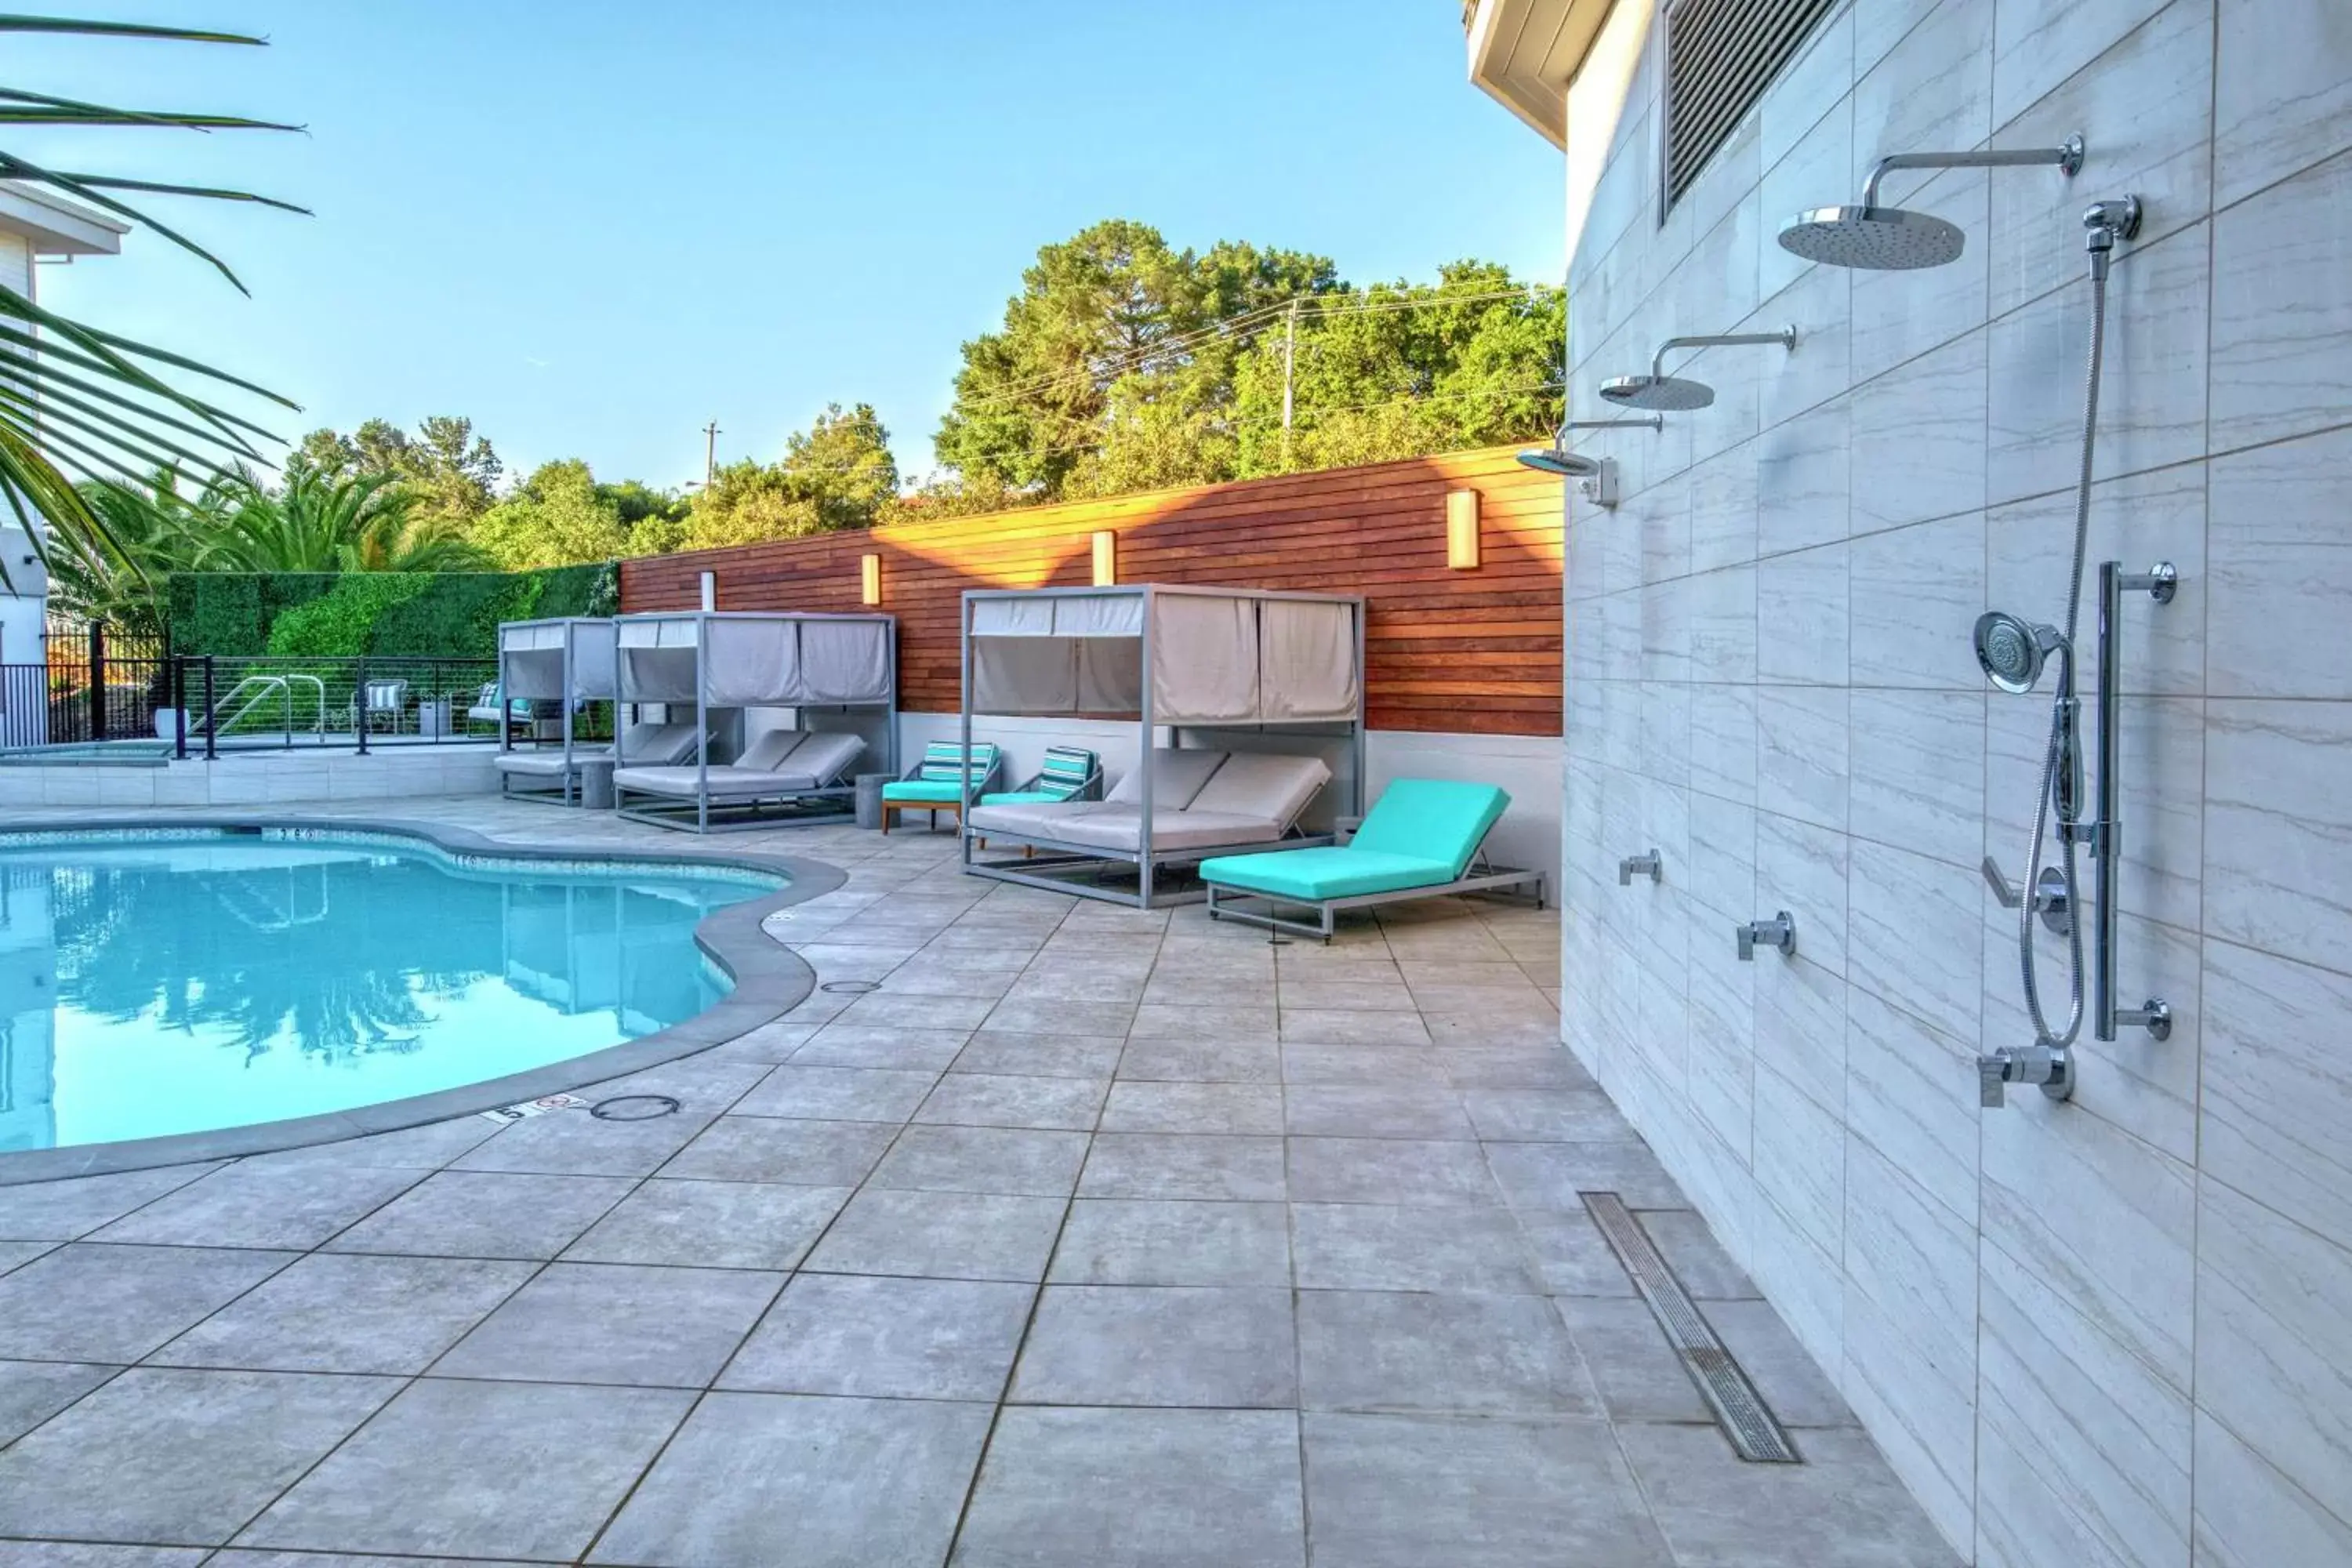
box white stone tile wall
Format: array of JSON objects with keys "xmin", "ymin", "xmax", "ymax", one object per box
[{"xmin": 1558, "ymin": 0, "xmax": 2352, "ymax": 1560}]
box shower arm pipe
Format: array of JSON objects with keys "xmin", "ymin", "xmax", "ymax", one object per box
[
  {"xmin": 1859, "ymin": 134, "xmax": 2085, "ymax": 207},
  {"xmin": 1645, "ymin": 328, "xmax": 1797, "ymax": 383},
  {"xmin": 1560, "ymin": 415, "xmax": 1664, "ymax": 432},
  {"xmin": 2094, "ymin": 557, "xmax": 2177, "ymax": 1043}
]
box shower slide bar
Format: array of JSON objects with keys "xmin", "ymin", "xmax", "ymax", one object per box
[{"xmin": 2094, "ymin": 559, "xmax": 2176, "ymax": 1044}]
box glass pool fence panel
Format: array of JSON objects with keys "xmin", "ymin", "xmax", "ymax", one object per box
[{"xmin": 175, "ymin": 655, "xmax": 504, "ymax": 757}]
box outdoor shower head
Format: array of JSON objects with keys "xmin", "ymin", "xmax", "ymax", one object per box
[
  {"xmin": 1974, "ymin": 611, "xmax": 2066, "ymax": 695},
  {"xmin": 1600, "ymin": 329, "xmax": 1796, "ymax": 412},
  {"xmin": 1514, "ymin": 445, "xmax": 1602, "ymax": 477},
  {"xmin": 1779, "ymin": 134, "xmax": 2086, "ymax": 270}
]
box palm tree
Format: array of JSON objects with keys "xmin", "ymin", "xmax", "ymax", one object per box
[
  {"xmin": 0, "ymin": 17, "xmax": 303, "ymax": 592},
  {"xmin": 192, "ymin": 470, "xmax": 491, "ymax": 574},
  {"xmin": 44, "ymin": 466, "xmax": 206, "ymax": 634}
]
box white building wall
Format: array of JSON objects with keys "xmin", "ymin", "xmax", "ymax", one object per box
[
  {"xmin": 0, "ymin": 230, "xmax": 41, "ymax": 678},
  {"xmin": 1558, "ymin": 1, "xmax": 2352, "ymax": 1563}
]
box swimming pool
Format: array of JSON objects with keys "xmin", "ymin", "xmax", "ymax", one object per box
[{"xmin": 0, "ymin": 829, "xmax": 782, "ymax": 1156}]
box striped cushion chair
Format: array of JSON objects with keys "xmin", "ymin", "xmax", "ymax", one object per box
[
  {"xmin": 981, "ymin": 746, "xmax": 1102, "ymax": 805},
  {"xmin": 880, "ymin": 742, "xmax": 1001, "ymax": 832}
]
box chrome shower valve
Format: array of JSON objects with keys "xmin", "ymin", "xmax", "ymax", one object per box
[
  {"xmin": 1617, "ymin": 849, "xmax": 1661, "ymax": 886},
  {"xmin": 1735, "ymin": 912, "xmax": 1795, "ymax": 961},
  {"xmin": 1978, "ymin": 1043, "xmax": 2074, "ymax": 1107}
]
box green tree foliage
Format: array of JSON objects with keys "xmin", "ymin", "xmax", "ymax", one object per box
[
  {"xmin": 47, "ymin": 470, "xmax": 206, "ymax": 638},
  {"xmin": 932, "ymin": 223, "xmax": 1560, "ymax": 503},
  {"xmin": 683, "ymin": 402, "xmax": 898, "ymax": 550},
  {"xmin": 193, "ymin": 470, "xmax": 490, "ymax": 574},
  {"xmin": 290, "ymin": 416, "xmax": 503, "ymax": 523},
  {"xmin": 469, "ymin": 459, "xmax": 630, "ymax": 569}
]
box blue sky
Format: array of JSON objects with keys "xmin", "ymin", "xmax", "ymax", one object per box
[{"xmin": 24, "ymin": 2, "xmax": 1562, "ymax": 490}]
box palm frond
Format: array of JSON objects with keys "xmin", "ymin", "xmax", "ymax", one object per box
[
  {"xmin": 0, "ymin": 87, "xmax": 300, "ymax": 131},
  {"xmin": 0, "ymin": 149, "xmax": 252, "ymax": 289},
  {"xmin": 34, "ymin": 172, "xmax": 310, "ymax": 215},
  {"xmin": 0, "ymin": 17, "xmax": 265, "ymax": 44}
]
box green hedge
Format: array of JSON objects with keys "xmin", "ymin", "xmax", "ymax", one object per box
[{"xmin": 167, "ymin": 563, "xmax": 619, "ymax": 657}]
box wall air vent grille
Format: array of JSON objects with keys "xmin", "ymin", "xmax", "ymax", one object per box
[{"xmin": 1663, "ymin": 0, "xmax": 1838, "ymax": 209}]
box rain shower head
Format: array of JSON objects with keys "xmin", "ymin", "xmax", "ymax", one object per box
[
  {"xmin": 1974, "ymin": 612, "xmax": 2066, "ymax": 695},
  {"xmin": 1777, "ymin": 205, "xmax": 1967, "ymax": 270},
  {"xmin": 1599, "ymin": 329, "xmax": 1796, "ymax": 412},
  {"xmin": 1780, "ymin": 135, "xmax": 2085, "ymax": 270},
  {"xmin": 1515, "ymin": 445, "xmax": 1602, "ymax": 477}
]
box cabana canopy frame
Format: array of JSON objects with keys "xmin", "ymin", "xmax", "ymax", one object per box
[
  {"xmin": 494, "ymin": 616, "xmax": 619, "ymax": 806},
  {"xmin": 613, "ymin": 609, "xmax": 898, "ymax": 833},
  {"xmin": 958, "ymin": 584, "xmax": 1367, "ymax": 908}
]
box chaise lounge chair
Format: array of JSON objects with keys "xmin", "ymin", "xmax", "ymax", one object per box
[
  {"xmin": 880, "ymin": 742, "xmax": 1003, "ymax": 833},
  {"xmin": 614, "ymin": 726, "xmax": 868, "ymax": 831},
  {"xmin": 494, "ymin": 719, "xmax": 701, "ymax": 806},
  {"xmin": 1199, "ymin": 778, "xmax": 1544, "ymax": 941}
]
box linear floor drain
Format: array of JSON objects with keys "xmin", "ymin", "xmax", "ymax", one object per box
[{"xmin": 1582, "ymin": 1191, "xmax": 1800, "ymax": 1464}]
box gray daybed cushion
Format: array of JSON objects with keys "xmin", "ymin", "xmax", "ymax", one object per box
[
  {"xmin": 614, "ymin": 730, "xmax": 866, "ymax": 803},
  {"xmin": 1184, "ymin": 753, "xmax": 1330, "ymax": 830},
  {"xmin": 1053, "ymin": 808, "xmax": 1290, "ymax": 852},
  {"xmin": 965, "ymin": 799, "xmax": 1092, "ymax": 837},
  {"xmin": 494, "ymin": 750, "xmax": 593, "ymax": 779},
  {"xmin": 1105, "ymin": 748, "xmax": 1228, "ymax": 809}
]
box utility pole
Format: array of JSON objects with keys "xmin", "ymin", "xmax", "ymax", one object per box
[
  {"xmin": 702, "ymin": 419, "xmax": 720, "ymax": 489},
  {"xmin": 1279, "ymin": 297, "xmax": 1301, "ymax": 469}
]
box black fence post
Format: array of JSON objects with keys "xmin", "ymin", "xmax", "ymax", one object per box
[
  {"xmin": 86, "ymin": 619, "xmax": 105, "ymax": 742},
  {"xmin": 355, "ymin": 656, "xmax": 369, "ymax": 756},
  {"xmin": 202, "ymin": 656, "xmax": 217, "ymax": 761},
  {"xmin": 173, "ymin": 657, "xmax": 187, "ymax": 760}
]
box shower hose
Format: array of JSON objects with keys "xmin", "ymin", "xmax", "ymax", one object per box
[{"xmin": 2015, "ymin": 262, "xmax": 2107, "ymax": 1049}]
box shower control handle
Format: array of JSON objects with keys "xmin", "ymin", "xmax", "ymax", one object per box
[
  {"xmin": 1617, "ymin": 849, "xmax": 1661, "ymax": 886},
  {"xmin": 1982, "ymin": 858, "xmax": 2074, "ymax": 937},
  {"xmin": 1736, "ymin": 912, "xmax": 1795, "ymax": 961},
  {"xmin": 1978, "ymin": 1043, "xmax": 2074, "ymax": 1108}
]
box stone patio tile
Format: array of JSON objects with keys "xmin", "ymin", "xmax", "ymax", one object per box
[
  {"xmin": 658, "ymin": 1114, "xmax": 897, "ymax": 1185},
  {"xmin": 700, "ymin": 1018, "xmax": 818, "ymax": 1064},
  {"xmin": 437, "ymin": 1105, "xmax": 713, "ymax": 1178},
  {"xmin": 875, "ymin": 964, "xmax": 1020, "ymax": 1001},
  {"xmin": 1051, "ymin": 1199, "xmax": 1290, "ymax": 1287},
  {"xmin": 1302, "ymin": 1412, "xmax": 1674, "ymax": 1568},
  {"xmin": 210, "ymin": 1554, "xmax": 537, "ymax": 1566},
  {"xmin": 1427, "ymin": 1021, "xmax": 1577, "ymax": 1057},
  {"xmin": 0, "ymin": 1546, "xmax": 205, "ymax": 1566},
  {"xmin": 1278, "ymin": 1009, "xmax": 1433, "ymax": 1046},
  {"xmin": 1100, "ymin": 1080, "xmax": 1283, "ymax": 1135},
  {"xmin": 261, "ymin": 1118, "xmax": 504, "ymax": 1171},
  {"xmin": 562, "ymin": 1179, "xmax": 851, "ymax": 1270},
  {"xmin": 1278, "ymin": 1044, "xmax": 1449, "ymax": 1086},
  {"xmin": 954, "ymin": 1029, "xmax": 1127, "ymax": 1079},
  {"xmin": 433, "ymin": 1262, "xmax": 782, "ymax": 1388},
  {"xmin": 0, "ymin": 1368, "xmax": 397, "ymax": 1546},
  {"xmin": 1483, "ymin": 1141, "xmax": 1687, "ymax": 1210},
  {"xmin": 953, "ymin": 1406, "xmax": 1305, "ymax": 1568},
  {"xmin": 1461, "ymin": 1087, "xmax": 1633, "ymax": 1142},
  {"xmin": 1614, "ymin": 1422, "xmax": 1962, "ymax": 1566},
  {"xmin": 1128, "ymin": 1002, "xmax": 1279, "ymax": 1041},
  {"xmin": 837, "ymin": 991, "xmax": 998, "ymax": 1030},
  {"xmin": 730, "ymin": 1062, "xmax": 938, "ymax": 1122},
  {"xmin": 1702, "ymin": 1300, "xmax": 1857, "ymax": 1427},
  {"xmin": 1283, "ymin": 1083, "xmax": 1474, "ymax": 1140},
  {"xmin": 234, "ymin": 1378, "xmax": 692, "ymax": 1561},
  {"xmin": 148, "ymin": 1254, "xmax": 535, "ymax": 1375},
  {"xmin": 0, "ymin": 1163, "xmax": 220, "ymax": 1241},
  {"xmin": 804, "ymin": 1188, "xmax": 1066, "ymax": 1282},
  {"xmin": 591, "ymin": 1391, "xmax": 992, "ymax": 1568},
  {"xmin": 322, "ymin": 1171, "xmax": 632, "ymax": 1261},
  {"xmin": 916, "ymin": 1071, "xmax": 1108, "ymax": 1131},
  {"xmin": 586, "ymin": 1054, "xmax": 774, "ymax": 1106},
  {"xmin": 786, "ymin": 1019, "xmax": 973, "ymax": 1070},
  {"xmin": 0, "ymin": 1243, "xmax": 295, "ymax": 1362},
  {"xmin": 1397, "ymin": 960, "xmax": 1544, "ymax": 990},
  {"xmin": 720, "ymin": 1273, "xmax": 1033, "ymax": 1400},
  {"xmin": 1116, "ymin": 1036, "xmax": 1283, "ymax": 1083},
  {"xmin": 1642, "ymin": 1208, "xmax": 1762, "ymax": 1298},
  {"xmin": 1276, "ymin": 978, "xmax": 1417, "ymax": 1012},
  {"xmin": 1078, "ymin": 1133, "xmax": 1287, "ymax": 1201},
  {"xmin": 786, "ymin": 942, "xmax": 922, "ymax": 982},
  {"xmin": 0, "ymin": 1359, "xmax": 114, "ymax": 1443},
  {"xmin": 1298, "ymin": 1290, "xmax": 1598, "ymax": 1415},
  {"xmin": 1286, "ymin": 1138, "xmax": 1501, "ymax": 1207},
  {"xmin": 89, "ymin": 1163, "xmax": 422, "ymax": 1251},
  {"xmin": 868, "ymin": 1123, "xmax": 1089, "ymax": 1197},
  {"xmin": 1518, "ymin": 1207, "xmax": 1639, "ymax": 1296},
  {"xmin": 0, "ymin": 1239, "xmax": 51, "ymax": 1272},
  {"xmin": 1012, "ymin": 1285, "xmax": 1297, "ymax": 1407},
  {"xmin": 998, "ymin": 967, "xmax": 1152, "ymax": 1004},
  {"xmin": 982, "ymin": 996, "xmax": 1141, "ymax": 1036},
  {"xmin": 1553, "ymin": 1297, "xmax": 1711, "ymax": 1422},
  {"xmin": 1290, "ymin": 1204, "xmax": 1540, "ymax": 1294},
  {"xmin": 1142, "ymin": 976, "xmax": 1279, "ymax": 1008}
]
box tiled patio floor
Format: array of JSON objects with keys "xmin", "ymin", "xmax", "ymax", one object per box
[{"xmin": 0, "ymin": 797, "xmax": 1959, "ymax": 1566}]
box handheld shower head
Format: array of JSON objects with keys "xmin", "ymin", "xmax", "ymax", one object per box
[
  {"xmin": 1974, "ymin": 611, "xmax": 2066, "ymax": 695},
  {"xmin": 1779, "ymin": 134, "xmax": 2086, "ymax": 270}
]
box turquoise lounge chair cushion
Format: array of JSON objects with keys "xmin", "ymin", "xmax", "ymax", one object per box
[
  {"xmin": 1198, "ymin": 846, "xmax": 1456, "ymax": 902},
  {"xmin": 1343, "ymin": 779, "xmax": 1511, "ymax": 878},
  {"xmin": 979, "ymin": 789, "xmax": 1064, "ymax": 805},
  {"xmin": 882, "ymin": 779, "xmax": 967, "ymax": 804},
  {"xmin": 1200, "ymin": 779, "xmax": 1512, "ymax": 902}
]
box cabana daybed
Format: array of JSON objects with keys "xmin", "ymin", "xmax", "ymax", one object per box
[
  {"xmin": 611, "ymin": 609, "xmax": 896, "ymax": 832},
  {"xmin": 492, "ymin": 617, "xmax": 617, "ymax": 806},
  {"xmin": 957, "ymin": 585, "xmax": 1364, "ymax": 907}
]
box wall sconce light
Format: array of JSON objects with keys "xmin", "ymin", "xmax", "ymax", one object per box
[
  {"xmin": 1445, "ymin": 488, "xmax": 1481, "ymax": 570},
  {"xmin": 859, "ymin": 553, "xmax": 881, "ymax": 606},
  {"xmin": 1091, "ymin": 530, "xmax": 1117, "ymax": 586},
  {"xmin": 698, "ymin": 570, "xmax": 717, "ymax": 611}
]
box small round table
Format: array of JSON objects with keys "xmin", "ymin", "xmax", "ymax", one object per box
[{"xmin": 577, "ymin": 756, "xmax": 616, "ymax": 810}]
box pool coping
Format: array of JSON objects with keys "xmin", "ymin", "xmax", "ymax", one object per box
[{"xmin": 0, "ymin": 812, "xmax": 847, "ymax": 1186}]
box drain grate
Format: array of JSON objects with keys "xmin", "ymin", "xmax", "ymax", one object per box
[{"xmin": 1582, "ymin": 1191, "xmax": 1800, "ymax": 1464}]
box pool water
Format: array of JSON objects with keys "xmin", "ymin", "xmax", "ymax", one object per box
[{"xmin": 0, "ymin": 833, "xmax": 775, "ymax": 1152}]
